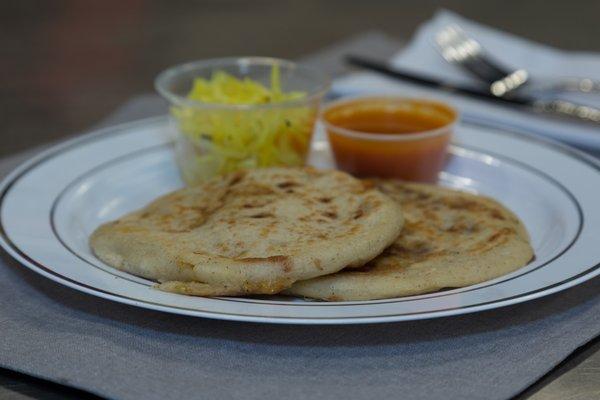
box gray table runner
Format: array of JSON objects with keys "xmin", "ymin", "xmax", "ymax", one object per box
[{"xmin": 2, "ymin": 34, "xmax": 600, "ymax": 400}]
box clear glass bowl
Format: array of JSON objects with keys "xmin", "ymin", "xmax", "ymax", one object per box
[{"xmin": 155, "ymin": 57, "xmax": 330, "ymax": 185}]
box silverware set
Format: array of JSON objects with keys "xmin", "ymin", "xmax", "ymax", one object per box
[
  {"xmin": 435, "ymin": 24, "xmax": 600, "ymax": 97},
  {"xmin": 347, "ymin": 24, "xmax": 600, "ymax": 124}
]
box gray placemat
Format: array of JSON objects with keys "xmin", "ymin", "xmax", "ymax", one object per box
[{"xmin": 2, "ymin": 33, "xmax": 600, "ymax": 400}]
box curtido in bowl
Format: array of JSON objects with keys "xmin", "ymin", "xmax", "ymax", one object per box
[{"xmin": 155, "ymin": 57, "xmax": 330, "ymax": 184}]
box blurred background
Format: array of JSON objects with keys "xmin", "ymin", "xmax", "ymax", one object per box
[{"xmin": 2, "ymin": 0, "xmax": 600, "ymax": 158}]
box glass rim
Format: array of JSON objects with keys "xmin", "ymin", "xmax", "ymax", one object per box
[
  {"xmin": 155, "ymin": 57, "xmax": 331, "ymax": 110},
  {"xmin": 320, "ymin": 95, "xmax": 459, "ymax": 141}
]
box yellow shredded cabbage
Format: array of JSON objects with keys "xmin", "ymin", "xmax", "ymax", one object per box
[{"xmin": 171, "ymin": 66, "xmax": 315, "ymax": 184}]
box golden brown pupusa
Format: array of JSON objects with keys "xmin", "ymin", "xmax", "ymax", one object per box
[
  {"xmin": 90, "ymin": 167, "xmax": 404, "ymax": 297},
  {"xmin": 286, "ymin": 181, "xmax": 534, "ymax": 301}
]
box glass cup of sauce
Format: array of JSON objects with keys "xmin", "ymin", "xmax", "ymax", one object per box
[{"xmin": 322, "ymin": 96, "xmax": 458, "ymax": 182}]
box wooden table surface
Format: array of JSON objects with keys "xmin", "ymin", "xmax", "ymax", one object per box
[{"xmin": 2, "ymin": 1, "xmax": 600, "ymax": 399}]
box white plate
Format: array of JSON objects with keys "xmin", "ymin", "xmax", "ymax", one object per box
[{"xmin": 1, "ymin": 116, "xmax": 600, "ymax": 324}]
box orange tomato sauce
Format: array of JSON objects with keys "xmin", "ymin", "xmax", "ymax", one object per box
[{"xmin": 323, "ymin": 98, "xmax": 457, "ymax": 182}]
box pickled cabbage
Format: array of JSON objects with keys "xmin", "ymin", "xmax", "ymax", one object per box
[{"xmin": 171, "ymin": 66, "xmax": 315, "ymax": 184}]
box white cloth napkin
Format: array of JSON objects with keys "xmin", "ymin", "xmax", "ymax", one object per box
[{"xmin": 332, "ymin": 10, "xmax": 600, "ymax": 149}]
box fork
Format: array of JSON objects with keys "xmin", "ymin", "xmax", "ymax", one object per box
[{"xmin": 435, "ymin": 24, "xmax": 600, "ymax": 97}]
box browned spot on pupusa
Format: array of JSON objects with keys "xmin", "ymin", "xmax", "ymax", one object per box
[
  {"xmin": 323, "ymin": 211, "xmax": 338, "ymax": 219},
  {"xmin": 346, "ymin": 224, "xmax": 361, "ymax": 235},
  {"xmin": 176, "ymin": 260, "xmax": 194, "ymax": 269},
  {"xmin": 242, "ymin": 199, "xmax": 272, "ymax": 208},
  {"xmin": 386, "ymin": 241, "xmax": 428, "ymax": 256},
  {"xmin": 228, "ymin": 171, "xmax": 246, "ymax": 186},
  {"xmin": 313, "ymin": 259, "xmax": 323, "ymax": 270},
  {"xmin": 442, "ymin": 197, "xmax": 494, "ymax": 214},
  {"xmin": 249, "ymin": 212, "xmax": 274, "ymax": 218},
  {"xmin": 277, "ymin": 181, "xmax": 301, "ymax": 189},
  {"xmin": 467, "ymin": 227, "xmax": 514, "ymax": 253},
  {"xmin": 369, "ymin": 198, "xmax": 383, "ymax": 209},
  {"xmin": 396, "ymin": 186, "xmax": 432, "ymax": 202},
  {"xmin": 421, "ymin": 208, "xmax": 439, "ymax": 221},
  {"xmin": 489, "ymin": 209, "xmax": 506, "ymax": 220},
  {"xmin": 353, "ymin": 208, "xmax": 364, "ymax": 219},
  {"xmin": 446, "ymin": 223, "xmax": 477, "ymax": 234},
  {"xmin": 235, "ymin": 183, "xmax": 276, "ymax": 196},
  {"xmin": 237, "ymin": 255, "xmax": 293, "ymax": 273},
  {"xmin": 318, "ymin": 197, "xmax": 333, "ymax": 203},
  {"xmin": 487, "ymin": 227, "xmax": 514, "ymax": 243},
  {"xmin": 298, "ymin": 214, "xmax": 312, "ymax": 222}
]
